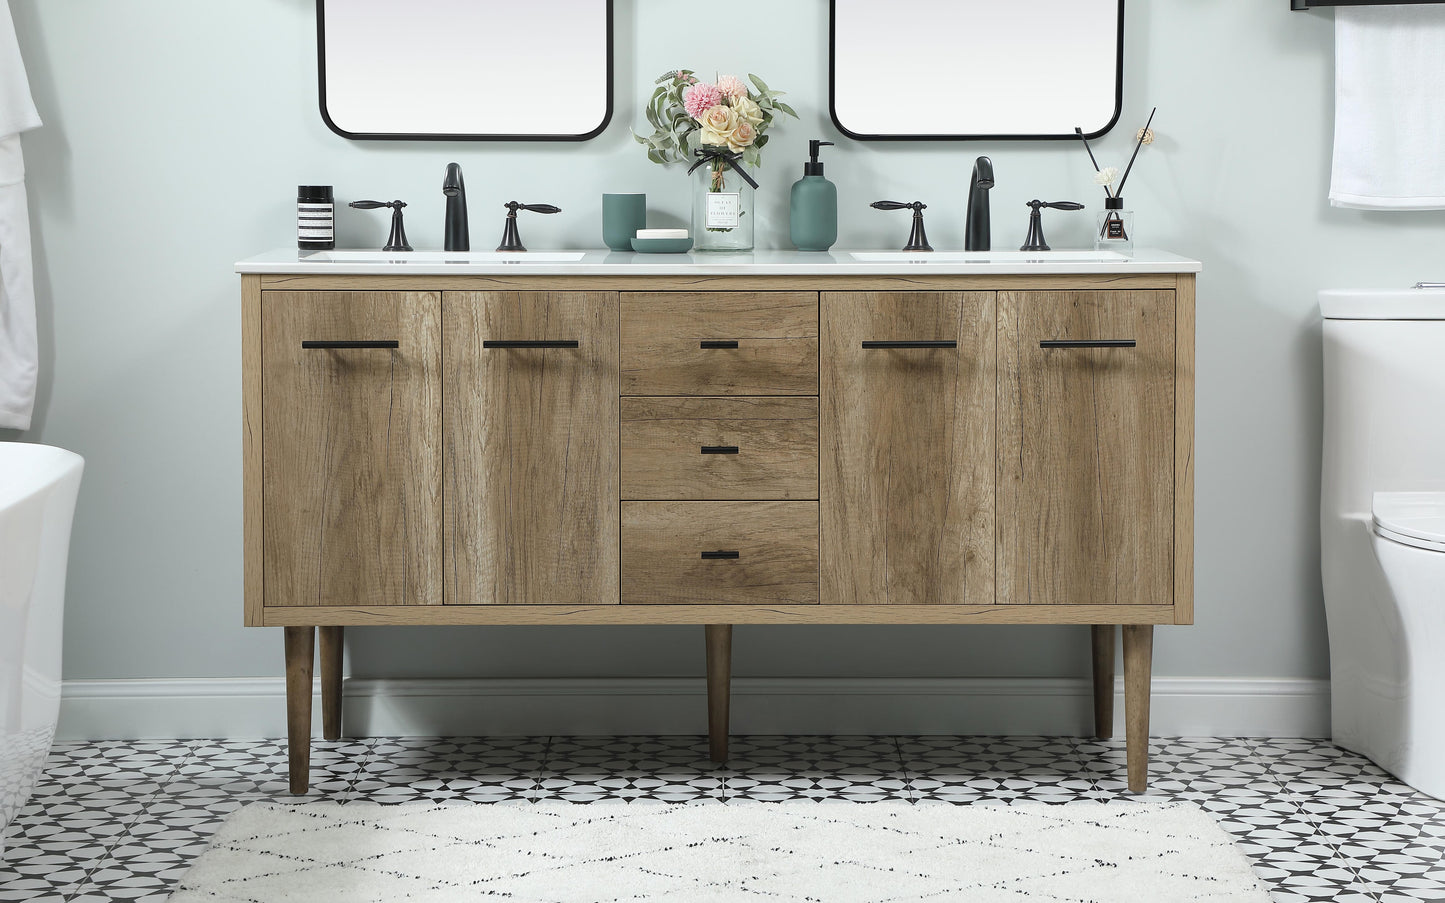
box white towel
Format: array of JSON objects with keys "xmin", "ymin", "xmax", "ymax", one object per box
[
  {"xmin": 0, "ymin": 0, "xmax": 39, "ymax": 431},
  {"xmin": 1330, "ymin": 6, "xmax": 1445, "ymax": 210}
]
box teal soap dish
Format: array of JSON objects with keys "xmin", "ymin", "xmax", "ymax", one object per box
[{"xmin": 631, "ymin": 236, "xmax": 693, "ymax": 254}]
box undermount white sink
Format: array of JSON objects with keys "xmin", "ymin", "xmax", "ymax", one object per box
[
  {"xmin": 306, "ymin": 250, "xmax": 588, "ymax": 263},
  {"xmin": 850, "ymin": 250, "xmax": 1130, "ymax": 263}
]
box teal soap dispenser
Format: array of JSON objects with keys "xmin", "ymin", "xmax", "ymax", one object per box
[{"xmin": 790, "ymin": 140, "xmax": 837, "ymax": 251}]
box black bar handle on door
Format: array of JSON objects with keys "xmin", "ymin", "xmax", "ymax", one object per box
[
  {"xmin": 302, "ymin": 340, "xmax": 400, "ymax": 350},
  {"xmin": 700, "ymin": 340, "xmax": 740, "ymax": 349},
  {"xmin": 482, "ymin": 340, "xmax": 580, "ymax": 349},
  {"xmin": 701, "ymin": 550, "xmax": 741, "ymax": 560},
  {"xmin": 1039, "ymin": 339, "xmax": 1136, "ymax": 349},
  {"xmin": 701, "ymin": 446, "xmax": 740, "ymax": 455},
  {"xmin": 861, "ymin": 340, "xmax": 958, "ymax": 349}
]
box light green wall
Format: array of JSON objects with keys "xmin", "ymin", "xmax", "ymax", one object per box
[{"xmin": 10, "ymin": 0, "xmax": 1441, "ymax": 684}]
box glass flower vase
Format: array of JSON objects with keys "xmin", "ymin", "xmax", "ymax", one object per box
[{"xmin": 692, "ymin": 158, "xmax": 754, "ymax": 252}]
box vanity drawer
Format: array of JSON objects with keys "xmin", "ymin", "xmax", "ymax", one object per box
[
  {"xmin": 621, "ymin": 397, "xmax": 819, "ymax": 500},
  {"xmin": 621, "ymin": 292, "xmax": 819, "ymax": 395},
  {"xmin": 621, "ymin": 501, "xmax": 819, "ymax": 604}
]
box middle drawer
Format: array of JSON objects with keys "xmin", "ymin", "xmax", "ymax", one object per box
[{"xmin": 621, "ymin": 397, "xmax": 819, "ymax": 500}]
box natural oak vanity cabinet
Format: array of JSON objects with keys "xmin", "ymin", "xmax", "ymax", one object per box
[{"xmin": 240, "ymin": 260, "xmax": 1196, "ymax": 797}]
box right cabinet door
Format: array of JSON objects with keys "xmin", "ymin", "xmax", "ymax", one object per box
[
  {"xmin": 997, "ymin": 290, "xmax": 1176, "ymax": 606},
  {"xmin": 821, "ymin": 291, "xmax": 996, "ymax": 606}
]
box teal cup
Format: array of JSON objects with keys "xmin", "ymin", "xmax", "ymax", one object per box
[{"xmin": 602, "ymin": 193, "xmax": 647, "ymax": 251}]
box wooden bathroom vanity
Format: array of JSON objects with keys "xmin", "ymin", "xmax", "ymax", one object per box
[{"xmin": 237, "ymin": 250, "xmax": 1199, "ymax": 794}]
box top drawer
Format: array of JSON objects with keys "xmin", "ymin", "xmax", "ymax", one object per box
[{"xmin": 621, "ymin": 292, "xmax": 819, "ymax": 395}]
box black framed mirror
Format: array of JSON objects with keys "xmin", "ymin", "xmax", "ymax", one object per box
[
  {"xmin": 317, "ymin": 0, "xmax": 613, "ymax": 141},
  {"xmin": 830, "ymin": 0, "xmax": 1124, "ymax": 141}
]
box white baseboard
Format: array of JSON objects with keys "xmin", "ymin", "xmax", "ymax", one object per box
[{"xmin": 55, "ymin": 676, "xmax": 1330, "ymax": 741}]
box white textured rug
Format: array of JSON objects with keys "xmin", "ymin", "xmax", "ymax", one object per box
[{"xmin": 168, "ymin": 800, "xmax": 1271, "ymax": 902}]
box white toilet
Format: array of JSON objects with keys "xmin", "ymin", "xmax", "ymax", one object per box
[{"xmin": 1321, "ymin": 287, "xmax": 1445, "ymax": 800}]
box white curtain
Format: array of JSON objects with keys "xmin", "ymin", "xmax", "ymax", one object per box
[{"xmin": 0, "ymin": 0, "xmax": 40, "ymax": 431}]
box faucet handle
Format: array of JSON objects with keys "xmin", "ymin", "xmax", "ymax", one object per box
[
  {"xmin": 498, "ymin": 201, "xmax": 562, "ymax": 252},
  {"xmin": 1019, "ymin": 199, "xmax": 1083, "ymax": 252},
  {"xmin": 870, "ymin": 200, "xmax": 922, "ymax": 212},
  {"xmin": 507, "ymin": 202, "xmax": 562, "ymax": 215},
  {"xmin": 348, "ymin": 199, "xmax": 412, "ymax": 252},
  {"xmin": 870, "ymin": 200, "xmax": 932, "ymax": 252}
]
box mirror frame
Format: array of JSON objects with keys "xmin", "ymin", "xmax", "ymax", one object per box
[
  {"xmin": 828, "ymin": 0, "xmax": 1125, "ymax": 141},
  {"xmin": 315, "ymin": 0, "xmax": 614, "ymax": 142}
]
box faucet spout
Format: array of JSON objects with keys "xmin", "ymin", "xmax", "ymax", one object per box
[
  {"xmin": 443, "ymin": 162, "xmax": 469, "ymax": 252},
  {"xmin": 966, "ymin": 156, "xmax": 994, "ymax": 252}
]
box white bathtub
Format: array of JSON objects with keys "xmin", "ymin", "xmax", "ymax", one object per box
[{"xmin": 0, "ymin": 443, "xmax": 82, "ymax": 855}]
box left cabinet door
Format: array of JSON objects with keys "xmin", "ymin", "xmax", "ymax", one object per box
[
  {"xmin": 262, "ymin": 291, "xmax": 443, "ymax": 607},
  {"xmin": 444, "ymin": 292, "xmax": 621, "ymax": 605}
]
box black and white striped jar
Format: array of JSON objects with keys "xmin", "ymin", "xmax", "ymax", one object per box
[{"xmin": 297, "ymin": 185, "xmax": 335, "ymax": 250}]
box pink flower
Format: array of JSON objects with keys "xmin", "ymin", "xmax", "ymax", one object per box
[
  {"xmin": 683, "ymin": 82, "xmax": 722, "ymax": 120},
  {"xmin": 717, "ymin": 75, "xmax": 748, "ymax": 100}
]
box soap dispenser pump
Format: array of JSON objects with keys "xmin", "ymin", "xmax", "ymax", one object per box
[{"xmin": 790, "ymin": 140, "xmax": 838, "ymax": 252}]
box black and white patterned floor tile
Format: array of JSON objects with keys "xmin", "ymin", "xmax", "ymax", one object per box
[{"xmin": 2, "ymin": 735, "xmax": 1442, "ymax": 902}]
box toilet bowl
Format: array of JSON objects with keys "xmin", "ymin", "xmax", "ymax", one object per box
[
  {"xmin": 1365, "ymin": 493, "xmax": 1445, "ymax": 798},
  {"xmin": 1321, "ymin": 287, "xmax": 1445, "ymax": 801}
]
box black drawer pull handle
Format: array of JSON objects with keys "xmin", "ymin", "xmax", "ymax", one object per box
[
  {"xmin": 701, "ymin": 446, "xmax": 740, "ymax": 455},
  {"xmin": 700, "ymin": 340, "xmax": 739, "ymax": 349},
  {"xmin": 483, "ymin": 340, "xmax": 580, "ymax": 349},
  {"xmin": 861, "ymin": 340, "xmax": 957, "ymax": 349},
  {"xmin": 302, "ymin": 340, "xmax": 399, "ymax": 350},
  {"xmin": 1040, "ymin": 339, "xmax": 1136, "ymax": 349},
  {"xmin": 701, "ymin": 550, "xmax": 740, "ymax": 560}
]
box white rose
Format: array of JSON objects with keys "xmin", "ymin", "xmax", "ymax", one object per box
[
  {"xmin": 698, "ymin": 104, "xmax": 740, "ymax": 147},
  {"xmin": 731, "ymin": 95, "xmax": 764, "ymax": 127}
]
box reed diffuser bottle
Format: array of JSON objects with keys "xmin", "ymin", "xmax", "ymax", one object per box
[{"xmin": 1096, "ymin": 196, "xmax": 1134, "ymax": 253}]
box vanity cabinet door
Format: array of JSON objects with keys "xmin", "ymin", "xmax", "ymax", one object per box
[
  {"xmin": 443, "ymin": 292, "xmax": 620, "ymax": 605},
  {"xmin": 820, "ymin": 292, "xmax": 996, "ymax": 605},
  {"xmin": 997, "ymin": 290, "xmax": 1175, "ymax": 605},
  {"xmin": 261, "ymin": 291, "xmax": 442, "ymax": 607}
]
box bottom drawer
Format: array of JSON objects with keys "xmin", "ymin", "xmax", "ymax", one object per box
[{"xmin": 621, "ymin": 501, "xmax": 819, "ymax": 604}]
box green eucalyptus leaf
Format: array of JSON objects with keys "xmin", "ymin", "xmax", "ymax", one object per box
[
  {"xmin": 749, "ymin": 73, "xmax": 770, "ymax": 94},
  {"xmin": 774, "ymin": 102, "xmax": 798, "ymax": 119}
]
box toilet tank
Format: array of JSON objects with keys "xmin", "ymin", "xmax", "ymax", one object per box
[{"xmin": 1321, "ymin": 287, "xmax": 1445, "ymax": 522}]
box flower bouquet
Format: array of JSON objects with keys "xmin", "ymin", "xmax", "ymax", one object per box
[{"xmin": 634, "ymin": 70, "xmax": 797, "ymax": 251}]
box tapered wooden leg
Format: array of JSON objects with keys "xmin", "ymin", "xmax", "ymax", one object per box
[
  {"xmin": 705, "ymin": 625, "xmax": 733, "ymax": 763},
  {"xmin": 1123, "ymin": 624, "xmax": 1154, "ymax": 793},
  {"xmin": 1091, "ymin": 625, "xmax": 1116, "ymax": 739},
  {"xmin": 283, "ymin": 626, "xmax": 315, "ymax": 795},
  {"xmin": 319, "ymin": 626, "xmax": 344, "ymax": 741}
]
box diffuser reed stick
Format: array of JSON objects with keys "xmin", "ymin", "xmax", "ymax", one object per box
[
  {"xmin": 1075, "ymin": 127, "xmax": 1109, "ymax": 195},
  {"xmin": 1115, "ymin": 107, "xmax": 1157, "ymax": 196}
]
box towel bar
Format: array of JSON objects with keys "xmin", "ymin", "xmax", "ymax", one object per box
[{"xmin": 1292, "ymin": 0, "xmax": 1445, "ymax": 9}]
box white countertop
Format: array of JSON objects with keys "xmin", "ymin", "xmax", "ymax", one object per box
[{"xmin": 236, "ymin": 248, "xmax": 1202, "ymax": 276}]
